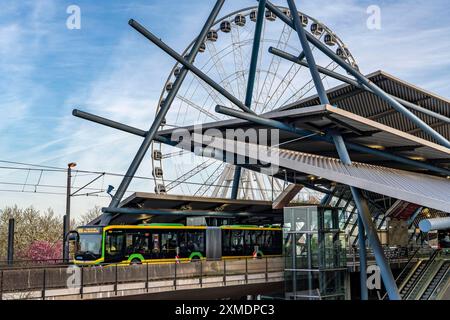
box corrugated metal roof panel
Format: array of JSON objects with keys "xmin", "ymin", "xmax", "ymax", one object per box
[
  {"xmin": 289, "ymin": 71, "xmax": 450, "ymax": 142},
  {"xmin": 185, "ymin": 134, "xmax": 450, "ymax": 212}
]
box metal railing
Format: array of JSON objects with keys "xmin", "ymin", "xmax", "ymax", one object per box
[
  {"xmin": 347, "ymin": 245, "xmax": 420, "ymax": 270},
  {"xmin": 0, "ymin": 256, "xmax": 284, "ymax": 300},
  {"xmin": 0, "ymin": 259, "xmax": 70, "ymax": 269}
]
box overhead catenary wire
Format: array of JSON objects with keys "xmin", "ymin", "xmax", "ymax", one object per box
[{"xmin": 0, "ymin": 160, "xmax": 324, "ymax": 198}]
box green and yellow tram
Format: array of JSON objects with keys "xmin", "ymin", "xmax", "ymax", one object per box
[{"xmin": 73, "ymin": 223, "xmax": 282, "ymax": 265}]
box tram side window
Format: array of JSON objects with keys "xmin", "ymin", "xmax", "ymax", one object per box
[
  {"xmin": 179, "ymin": 230, "xmax": 205, "ymax": 257},
  {"xmin": 223, "ymin": 230, "xmax": 245, "ymax": 256},
  {"xmin": 264, "ymin": 231, "xmax": 273, "ymax": 252},
  {"xmin": 244, "ymin": 230, "xmax": 252, "ymax": 255},
  {"xmin": 160, "ymin": 230, "xmax": 178, "ymax": 258},
  {"xmin": 149, "ymin": 233, "xmax": 161, "ymax": 258},
  {"xmin": 254, "ymin": 230, "xmax": 264, "ymax": 250},
  {"xmin": 271, "ymin": 230, "xmax": 282, "ymax": 254},
  {"xmin": 187, "ymin": 231, "xmax": 205, "ymax": 253},
  {"xmin": 260, "ymin": 230, "xmax": 282, "ymax": 255},
  {"xmin": 125, "ymin": 230, "xmax": 150, "ymax": 257},
  {"xmin": 222, "ymin": 229, "xmax": 232, "ymax": 256},
  {"xmin": 105, "ymin": 231, "xmax": 125, "ymax": 262},
  {"xmin": 231, "ymin": 230, "xmax": 245, "ymax": 255},
  {"xmin": 244, "ymin": 230, "xmax": 264, "ymax": 255}
]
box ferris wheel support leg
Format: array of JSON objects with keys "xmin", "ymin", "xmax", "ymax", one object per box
[
  {"xmin": 105, "ymin": 0, "xmax": 226, "ymax": 214},
  {"xmin": 231, "ymin": 0, "xmax": 267, "ymax": 199}
]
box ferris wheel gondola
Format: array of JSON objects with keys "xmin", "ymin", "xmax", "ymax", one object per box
[{"xmin": 150, "ymin": 5, "xmax": 357, "ymax": 202}]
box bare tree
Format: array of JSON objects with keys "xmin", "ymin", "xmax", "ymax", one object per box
[
  {"xmin": 76, "ymin": 206, "xmax": 102, "ymax": 227},
  {"xmin": 0, "ymin": 206, "xmax": 64, "ymax": 261}
]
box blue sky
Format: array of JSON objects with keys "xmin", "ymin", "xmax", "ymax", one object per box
[{"xmin": 0, "ymin": 0, "xmax": 449, "ymax": 219}]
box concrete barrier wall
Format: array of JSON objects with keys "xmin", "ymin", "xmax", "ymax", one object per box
[{"xmin": 0, "ymin": 257, "xmax": 284, "ymax": 299}]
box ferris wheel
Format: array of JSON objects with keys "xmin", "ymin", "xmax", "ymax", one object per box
[{"xmin": 150, "ymin": 5, "xmax": 357, "ymax": 202}]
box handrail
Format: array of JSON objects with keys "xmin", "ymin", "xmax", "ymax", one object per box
[
  {"xmin": 0, "ymin": 256, "xmax": 283, "ymax": 300},
  {"xmin": 420, "ymin": 261, "xmax": 448, "ymax": 300},
  {"xmin": 431, "ymin": 263, "xmax": 450, "ymax": 300},
  {"xmin": 381, "ymin": 247, "xmax": 421, "ymax": 300},
  {"xmin": 401, "ymin": 249, "xmax": 441, "ymax": 300},
  {"xmin": 0, "ymin": 259, "xmax": 71, "ymax": 270},
  {"xmin": 394, "ymin": 247, "xmax": 422, "ymax": 282},
  {"xmin": 406, "ymin": 256, "xmax": 443, "ymax": 300}
]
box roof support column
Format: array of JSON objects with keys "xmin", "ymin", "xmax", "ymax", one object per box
[
  {"xmin": 231, "ymin": 0, "xmax": 267, "ymax": 199},
  {"xmin": 333, "ymin": 134, "xmax": 401, "ymax": 300},
  {"xmin": 332, "ymin": 134, "xmax": 369, "ymax": 300},
  {"xmin": 286, "ymin": 0, "xmax": 372, "ymax": 299}
]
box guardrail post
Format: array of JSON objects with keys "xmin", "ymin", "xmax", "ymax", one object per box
[
  {"xmin": 265, "ymin": 257, "xmax": 268, "ymax": 282},
  {"xmin": 223, "ymin": 259, "xmax": 226, "ymax": 286},
  {"xmin": 114, "ymin": 263, "xmax": 118, "ymax": 296},
  {"xmin": 42, "ymin": 269, "xmax": 46, "ymax": 300},
  {"xmin": 80, "ymin": 266, "xmax": 84, "ymax": 299},
  {"xmin": 174, "ymin": 261, "xmax": 177, "ymax": 290},
  {"xmin": 245, "ymin": 258, "xmax": 248, "ymax": 284},
  {"xmin": 199, "ymin": 260, "xmax": 203, "ymax": 288},
  {"xmin": 0, "ymin": 270, "xmax": 3, "ymax": 300},
  {"xmin": 146, "ymin": 262, "xmax": 149, "ymax": 293}
]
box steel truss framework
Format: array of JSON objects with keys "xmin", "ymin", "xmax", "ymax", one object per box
[
  {"xmin": 150, "ymin": 5, "xmax": 352, "ymax": 202},
  {"xmin": 72, "ymin": 0, "xmax": 450, "ymax": 301}
]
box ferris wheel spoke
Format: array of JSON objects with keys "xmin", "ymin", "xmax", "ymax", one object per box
[
  {"xmin": 261, "ymin": 34, "xmax": 325, "ymax": 112},
  {"xmin": 177, "ymin": 95, "xmax": 221, "ymax": 121},
  {"xmin": 220, "ymin": 166, "xmax": 236, "ymax": 198},
  {"xmin": 281, "ymin": 61, "xmax": 337, "ymax": 106},
  {"xmin": 230, "ymin": 25, "xmax": 247, "ymax": 101},
  {"xmin": 256, "ymin": 24, "xmax": 292, "ymax": 112},
  {"xmin": 162, "ymin": 150, "xmax": 191, "ymax": 159},
  {"xmin": 211, "ymin": 164, "xmax": 233, "ymax": 198},
  {"xmin": 155, "ymin": 7, "xmax": 357, "ymax": 201},
  {"xmin": 273, "ymin": 177, "xmax": 283, "ymax": 195},
  {"xmin": 195, "ymin": 162, "xmax": 225, "ymax": 196},
  {"xmin": 166, "ymin": 159, "xmax": 215, "ymax": 191},
  {"xmin": 253, "ymin": 19, "xmax": 267, "ymax": 107},
  {"xmin": 247, "ymin": 171, "xmax": 256, "ymax": 200},
  {"xmin": 194, "ymin": 75, "xmax": 229, "ymax": 110},
  {"xmin": 254, "ymin": 171, "xmax": 269, "ymax": 201},
  {"xmin": 206, "ymin": 42, "xmax": 238, "ymax": 99},
  {"xmin": 260, "ymin": 61, "xmax": 302, "ymax": 112}
]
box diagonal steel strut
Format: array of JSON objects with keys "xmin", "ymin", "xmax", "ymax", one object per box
[{"xmin": 105, "ymin": 0, "xmax": 226, "ymax": 219}]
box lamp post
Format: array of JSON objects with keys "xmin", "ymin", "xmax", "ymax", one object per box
[{"xmin": 63, "ymin": 162, "xmax": 76, "ymax": 262}]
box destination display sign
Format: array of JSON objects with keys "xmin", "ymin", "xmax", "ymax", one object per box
[{"xmin": 77, "ymin": 227, "xmax": 102, "ymax": 234}]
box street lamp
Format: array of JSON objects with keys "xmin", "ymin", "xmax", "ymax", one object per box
[{"xmin": 63, "ymin": 162, "xmax": 77, "ymax": 262}]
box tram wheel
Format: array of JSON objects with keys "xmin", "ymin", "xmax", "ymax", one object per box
[{"xmin": 130, "ymin": 258, "xmax": 142, "ymax": 265}]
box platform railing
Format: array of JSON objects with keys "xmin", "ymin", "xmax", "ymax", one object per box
[
  {"xmin": 0, "ymin": 256, "xmax": 284, "ymax": 300},
  {"xmin": 0, "ymin": 259, "xmax": 70, "ymax": 269}
]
